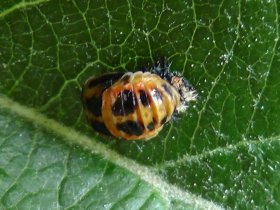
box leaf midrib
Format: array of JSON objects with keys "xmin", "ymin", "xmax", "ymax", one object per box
[
  {"xmin": 0, "ymin": 96, "xmax": 223, "ymax": 210},
  {"xmin": 0, "ymin": 0, "xmax": 50, "ymax": 19}
]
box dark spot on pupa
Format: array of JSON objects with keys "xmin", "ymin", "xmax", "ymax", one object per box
[
  {"xmin": 152, "ymin": 117, "xmax": 157, "ymax": 124},
  {"xmin": 112, "ymin": 89, "xmax": 136, "ymax": 116},
  {"xmin": 147, "ymin": 122, "xmax": 154, "ymax": 131},
  {"xmin": 139, "ymin": 90, "xmax": 149, "ymax": 107},
  {"xmin": 116, "ymin": 121, "xmax": 144, "ymax": 136},
  {"xmin": 88, "ymin": 72, "xmax": 124, "ymax": 88},
  {"xmin": 85, "ymin": 96, "xmax": 102, "ymax": 116},
  {"xmin": 91, "ymin": 121, "xmax": 112, "ymax": 136},
  {"xmin": 162, "ymin": 83, "xmax": 173, "ymax": 98}
]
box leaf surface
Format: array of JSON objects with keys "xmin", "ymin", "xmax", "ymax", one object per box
[{"xmin": 1, "ymin": 0, "xmax": 280, "ymax": 209}]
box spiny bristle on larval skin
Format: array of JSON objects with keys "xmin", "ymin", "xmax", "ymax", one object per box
[
  {"xmin": 150, "ymin": 57, "xmax": 173, "ymax": 83},
  {"xmin": 171, "ymin": 75, "xmax": 197, "ymax": 113},
  {"xmin": 140, "ymin": 57, "xmax": 197, "ymax": 112}
]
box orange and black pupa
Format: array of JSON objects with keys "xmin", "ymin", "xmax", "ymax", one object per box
[{"xmin": 82, "ymin": 58, "xmax": 197, "ymax": 140}]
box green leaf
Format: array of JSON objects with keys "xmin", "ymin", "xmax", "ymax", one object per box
[
  {"xmin": 0, "ymin": 108, "xmax": 168, "ymax": 209},
  {"xmin": 0, "ymin": 0, "xmax": 279, "ymax": 209}
]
